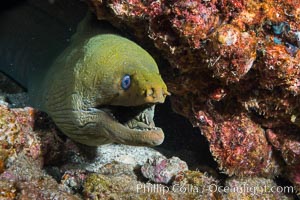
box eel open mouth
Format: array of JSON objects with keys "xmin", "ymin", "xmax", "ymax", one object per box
[
  {"xmin": 100, "ymin": 104, "xmax": 160, "ymax": 131},
  {"xmin": 95, "ymin": 104, "xmax": 164, "ymax": 146}
]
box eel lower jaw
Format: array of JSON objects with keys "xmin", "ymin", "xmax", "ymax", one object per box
[{"xmin": 94, "ymin": 104, "xmax": 164, "ymax": 146}]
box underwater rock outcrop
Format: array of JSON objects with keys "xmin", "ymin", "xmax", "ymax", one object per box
[
  {"xmin": 1, "ymin": 98, "xmax": 294, "ymax": 198},
  {"xmin": 225, "ymin": 177, "xmax": 292, "ymax": 199},
  {"xmin": 198, "ymin": 112, "xmax": 280, "ymax": 177},
  {"xmin": 87, "ymin": 0, "xmax": 300, "ymax": 189},
  {"xmin": 266, "ymin": 128, "xmax": 300, "ymax": 192},
  {"xmin": 0, "ymin": 104, "xmax": 80, "ymax": 199},
  {"xmin": 83, "ymin": 169, "xmax": 222, "ymax": 200},
  {"xmin": 0, "ymin": 103, "xmax": 221, "ymax": 199},
  {"xmin": 141, "ymin": 156, "xmax": 188, "ymax": 184}
]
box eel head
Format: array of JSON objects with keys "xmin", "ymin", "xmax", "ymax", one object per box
[{"xmin": 45, "ymin": 34, "xmax": 170, "ymax": 146}]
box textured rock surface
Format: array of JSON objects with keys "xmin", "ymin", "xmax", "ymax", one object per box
[
  {"xmin": 87, "ymin": 0, "xmax": 300, "ymax": 183},
  {"xmin": 82, "ymin": 144, "xmax": 165, "ymax": 172},
  {"xmin": 266, "ymin": 128, "xmax": 300, "ymax": 192},
  {"xmin": 141, "ymin": 156, "xmax": 188, "ymax": 184},
  {"xmin": 0, "ymin": 104, "xmax": 39, "ymax": 168},
  {"xmin": 199, "ymin": 112, "xmax": 280, "ymax": 177},
  {"xmin": 0, "ymin": 101, "xmax": 213, "ymax": 198},
  {"xmin": 83, "ymin": 168, "xmax": 223, "ymax": 200},
  {"xmin": 0, "ymin": 103, "xmax": 80, "ymax": 199},
  {"xmin": 225, "ymin": 177, "xmax": 293, "ymax": 199},
  {"xmin": 1, "ymin": 99, "xmax": 295, "ymax": 198}
]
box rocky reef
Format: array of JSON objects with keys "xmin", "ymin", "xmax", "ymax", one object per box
[
  {"xmin": 0, "ymin": 102, "xmax": 213, "ymax": 199},
  {"xmin": 87, "ymin": 0, "xmax": 300, "ymax": 193},
  {"xmin": 0, "ymin": 98, "xmax": 295, "ymax": 199}
]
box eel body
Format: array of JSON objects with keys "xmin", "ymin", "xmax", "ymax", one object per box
[{"xmin": 0, "ymin": 1, "xmax": 170, "ymax": 146}]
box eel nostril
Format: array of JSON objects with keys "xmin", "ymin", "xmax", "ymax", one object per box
[
  {"xmin": 145, "ymin": 87, "xmax": 169, "ymax": 102},
  {"xmin": 146, "ymin": 88, "xmax": 154, "ymax": 97}
]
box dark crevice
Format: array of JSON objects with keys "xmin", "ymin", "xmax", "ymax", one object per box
[{"xmin": 154, "ymin": 98, "xmax": 218, "ymax": 171}]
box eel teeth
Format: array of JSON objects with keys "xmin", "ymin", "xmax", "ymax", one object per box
[
  {"xmin": 100, "ymin": 104, "xmax": 157, "ymax": 131},
  {"xmin": 138, "ymin": 114, "xmax": 143, "ymax": 121},
  {"xmin": 128, "ymin": 120, "xmax": 134, "ymax": 128},
  {"xmin": 136, "ymin": 113, "xmax": 150, "ymax": 125},
  {"xmin": 142, "ymin": 113, "xmax": 147, "ymax": 124},
  {"xmin": 88, "ymin": 108, "xmax": 99, "ymax": 112},
  {"xmin": 145, "ymin": 115, "xmax": 150, "ymax": 125}
]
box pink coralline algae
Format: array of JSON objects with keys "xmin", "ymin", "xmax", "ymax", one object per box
[
  {"xmin": 257, "ymin": 45, "xmax": 300, "ymax": 95},
  {"xmin": 266, "ymin": 129, "xmax": 300, "ymax": 166},
  {"xmin": 197, "ymin": 112, "xmax": 280, "ymax": 176},
  {"xmin": 87, "ymin": 0, "xmax": 300, "ymax": 183},
  {"xmin": 266, "ymin": 128, "xmax": 300, "ymax": 191},
  {"xmin": 0, "ymin": 104, "xmax": 80, "ymax": 199},
  {"xmin": 287, "ymin": 164, "xmax": 300, "ymax": 193},
  {"xmin": 0, "ymin": 104, "xmax": 66, "ymax": 170},
  {"xmin": 169, "ymin": 1, "xmax": 220, "ymax": 49},
  {"xmin": 61, "ymin": 169, "xmax": 88, "ymax": 194},
  {"xmin": 0, "ymin": 104, "xmax": 41, "ymax": 168},
  {"xmin": 141, "ymin": 156, "xmax": 188, "ymax": 184}
]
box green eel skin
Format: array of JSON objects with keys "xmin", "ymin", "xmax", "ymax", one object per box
[{"xmin": 0, "ymin": 3, "xmax": 170, "ymax": 146}]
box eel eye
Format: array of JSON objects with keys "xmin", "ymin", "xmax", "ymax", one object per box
[{"xmin": 121, "ymin": 74, "xmax": 131, "ymax": 90}]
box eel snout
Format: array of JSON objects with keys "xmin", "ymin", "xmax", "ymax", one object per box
[{"xmin": 144, "ymin": 86, "xmax": 170, "ymax": 104}]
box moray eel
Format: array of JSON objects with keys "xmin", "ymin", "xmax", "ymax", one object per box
[{"xmin": 0, "ymin": 2, "xmax": 170, "ymax": 146}]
